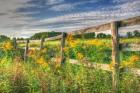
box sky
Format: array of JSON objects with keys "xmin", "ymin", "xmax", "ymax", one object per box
[{"xmin": 0, "ymin": 0, "xmax": 140, "ymax": 38}]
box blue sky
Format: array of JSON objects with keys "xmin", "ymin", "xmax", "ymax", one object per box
[{"xmin": 0, "ymin": 0, "xmax": 140, "ymax": 37}]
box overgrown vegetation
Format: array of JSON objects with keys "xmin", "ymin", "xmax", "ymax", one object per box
[
  {"xmin": 0, "ymin": 47, "xmax": 139, "ymax": 93},
  {"xmin": 0, "ymin": 33, "xmax": 140, "ymax": 93}
]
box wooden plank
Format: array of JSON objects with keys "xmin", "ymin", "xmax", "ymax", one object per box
[
  {"xmin": 13, "ymin": 38, "xmax": 17, "ymax": 50},
  {"xmin": 50, "ymin": 58, "xmax": 140, "ymax": 76},
  {"xmin": 69, "ymin": 59, "xmax": 140, "ymax": 76},
  {"xmin": 120, "ymin": 16, "xmax": 140, "ymax": 27},
  {"xmin": 69, "ymin": 59, "xmax": 111, "ymax": 71},
  {"xmin": 40, "ymin": 38, "xmax": 44, "ymax": 50},
  {"xmin": 29, "ymin": 47, "xmax": 40, "ymax": 50},
  {"xmin": 45, "ymin": 35, "xmax": 62, "ymax": 41},
  {"xmin": 61, "ymin": 32, "xmax": 67, "ymax": 64},
  {"xmin": 17, "ymin": 40, "xmax": 26, "ymax": 43},
  {"xmin": 17, "ymin": 40, "xmax": 41, "ymax": 43},
  {"xmin": 24, "ymin": 39, "xmax": 29, "ymax": 61},
  {"xmin": 18, "ymin": 47, "xmax": 40, "ymax": 50},
  {"xmin": 120, "ymin": 43, "xmax": 140, "ymax": 51},
  {"xmin": 130, "ymin": 68, "xmax": 140, "ymax": 76},
  {"xmin": 111, "ymin": 21, "xmax": 120, "ymax": 93},
  {"xmin": 70, "ymin": 16, "xmax": 140, "ymax": 35},
  {"xmin": 29, "ymin": 40, "xmax": 41, "ymax": 43},
  {"xmin": 71, "ymin": 23, "xmax": 111, "ymax": 35}
]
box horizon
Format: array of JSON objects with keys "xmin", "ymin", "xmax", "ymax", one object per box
[{"xmin": 0, "ymin": 0, "xmax": 140, "ymax": 37}]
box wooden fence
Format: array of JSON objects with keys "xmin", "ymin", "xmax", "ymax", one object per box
[{"xmin": 13, "ymin": 16, "xmax": 140, "ymax": 93}]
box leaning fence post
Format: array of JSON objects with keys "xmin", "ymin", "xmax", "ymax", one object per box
[
  {"xmin": 61, "ymin": 32, "xmax": 67, "ymax": 64},
  {"xmin": 13, "ymin": 38, "xmax": 17, "ymax": 50},
  {"xmin": 40, "ymin": 38, "xmax": 44, "ymax": 50},
  {"xmin": 24, "ymin": 39, "xmax": 29, "ymax": 61},
  {"xmin": 111, "ymin": 21, "xmax": 120, "ymax": 93}
]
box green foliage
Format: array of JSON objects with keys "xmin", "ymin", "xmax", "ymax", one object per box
[
  {"xmin": 74, "ymin": 32, "xmax": 96, "ymax": 39},
  {"xmin": 96, "ymin": 33, "xmax": 111, "ymax": 38},
  {"xmin": 127, "ymin": 32, "xmax": 133, "ymax": 38},
  {"xmin": 127, "ymin": 30, "xmax": 140, "ymax": 38},
  {"xmin": 0, "ymin": 35, "xmax": 10, "ymax": 42},
  {"xmin": 30, "ymin": 31, "xmax": 62, "ymax": 40},
  {"xmin": 133, "ymin": 30, "xmax": 140, "ymax": 37},
  {"xmin": 0, "ymin": 37, "xmax": 140, "ymax": 93},
  {"xmin": 0, "ymin": 54, "xmax": 139, "ymax": 93}
]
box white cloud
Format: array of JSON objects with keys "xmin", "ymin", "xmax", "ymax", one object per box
[
  {"xmin": 49, "ymin": 3, "xmax": 74, "ymax": 11},
  {"xmin": 48, "ymin": 0, "xmax": 99, "ymax": 12},
  {"xmin": 46, "ymin": 0, "xmax": 64, "ymax": 5},
  {"xmin": 119, "ymin": 25, "xmax": 140, "ymax": 36},
  {"xmin": 0, "ymin": 0, "xmax": 140, "ymax": 37}
]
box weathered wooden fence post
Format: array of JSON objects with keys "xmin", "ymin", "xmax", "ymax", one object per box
[
  {"xmin": 40, "ymin": 38, "xmax": 44, "ymax": 50},
  {"xmin": 111, "ymin": 21, "xmax": 120, "ymax": 93},
  {"xmin": 13, "ymin": 38, "xmax": 17, "ymax": 50},
  {"xmin": 24, "ymin": 39, "xmax": 29, "ymax": 61},
  {"xmin": 61, "ymin": 32, "xmax": 67, "ymax": 64}
]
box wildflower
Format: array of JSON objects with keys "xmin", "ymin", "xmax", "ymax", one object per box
[
  {"xmin": 28, "ymin": 49, "xmax": 36, "ymax": 58},
  {"xmin": 63, "ymin": 47, "xmax": 69, "ymax": 52},
  {"xmin": 129, "ymin": 55, "xmax": 139, "ymax": 62},
  {"xmin": 109, "ymin": 62, "xmax": 116, "ymax": 69},
  {"xmin": 77, "ymin": 53, "xmax": 84, "ymax": 60},
  {"xmin": 54, "ymin": 56, "xmax": 61, "ymax": 68},
  {"xmin": 37, "ymin": 57, "xmax": 46, "ymax": 65},
  {"xmin": 86, "ymin": 39, "xmax": 105, "ymax": 46},
  {"xmin": 120, "ymin": 55, "xmax": 139, "ymax": 68},
  {"xmin": 41, "ymin": 48, "xmax": 47, "ymax": 53},
  {"xmin": 66, "ymin": 34, "xmax": 78, "ymax": 48},
  {"xmin": 42, "ymin": 62, "xmax": 48, "ymax": 67},
  {"xmin": 3, "ymin": 41, "xmax": 13, "ymax": 50},
  {"xmin": 120, "ymin": 60, "xmax": 133, "ymax": 68}
]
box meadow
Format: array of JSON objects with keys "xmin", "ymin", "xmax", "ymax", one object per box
[{"xmin": 0, "ymin": 36, "xmax": 140, "ymax": 93}]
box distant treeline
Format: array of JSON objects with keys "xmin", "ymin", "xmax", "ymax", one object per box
[
  {"xmin": 127, "ymin": 30, "xmax": 140, "ymax": 38},
  {"xmin": 17, "ymin": 30, "xmax": 140, "ymax": 40},
  {"xmin": 0, "ymin": 35, "xmax": 10, "ymax": 42},
  {"xmin": 30, "ymin": 32, "xmax": 62, "ymax": 40},
  {"xmin": 74, "ymin": 32, "xmax": 111, "ymax": 39},
  {"xmin": 1, "ymin": 30, "xmax": 140, "ymax": 41}
]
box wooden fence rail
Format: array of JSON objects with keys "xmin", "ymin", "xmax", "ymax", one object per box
[{"xmin": 13, "ymin": 16, "xmax": 140, "ymax": 93}]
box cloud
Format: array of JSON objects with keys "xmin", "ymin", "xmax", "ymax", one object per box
[
  {"xmin": 0, "ymin": 0, "xmax": 33, "ymax": 28},
  {"xmin": 119, "ymin": 25, "xmax": 140, "ymax": 36},
  {"xmin": 0, "ymin": 0, "xmax": 140, "ymax": 37},
  {"xmin": 46, "ymin": 0, "xmax": 64, "ymax": 5},
  {"xmin": 48, "ymin": 0, "xmax": 100, "ymax": 12},
  {"xmin": 49, "ymin": 3, "xmax": 74, "ymax": 11}
]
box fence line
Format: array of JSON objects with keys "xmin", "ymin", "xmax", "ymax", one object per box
[{"xmin": 13, "ymin": 16, "xmax": 140, "ymax": 93}]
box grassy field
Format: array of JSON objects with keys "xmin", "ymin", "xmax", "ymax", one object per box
[{"xmin": 0, "ymin": 37, "xmax": 140, "ymax": 93}]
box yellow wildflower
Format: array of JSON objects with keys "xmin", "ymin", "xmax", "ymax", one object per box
[
  {"xmin": 77, "ymin": 53, "xmax": 84, "ymax": 60},
  {"xmin": 86, "ymin": 39, "xmax": 105, "ymax": 46},
  {"xmin": 37, "ymin": 57, "xmax": 46, "ymax": 65},
  {"xmin": 66, "ymin": 34, "xmax": 78, "ymax": 48},
  {"xmin": 63, "ymin": 47, "xmax": 69, "ymax": 52},
  {"xmin": 121, "ymin": 55, "xmax": 139, "ymax": 68},
  {"xmin": 41, "ymin": 48, "xmax": 47, "ymax": 53},
  {"xmin": 129, "ymin": 55, "xmax": 139, "ymax": 62},
  {"xmin": 28, "ymin": 49, "xmax": 36, "ymax": 58},
  {"xmin": 109, "ymin": 62, "xmax": 115, "ymax": 69},
  {"xmin": 3, "ymin": 41, "xmax": 13, "ymax": 50},
  {"xmin": 42, "ymin": 62, "xmax": 48, "ymax": 67}
]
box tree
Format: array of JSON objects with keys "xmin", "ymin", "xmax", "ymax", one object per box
[
  {"xmin": 96, "ymin": 33, "xmax": 107, "ymax": 38},
  {"xmin": 127, "ymin": 32, "xmax": 133, "ymax": 38},
  {"xmin": 30, "ymin": 31, "xmax": 62, "ymax": 39},
  {"xmin": 84, "ymin": 32, "xmax": 95, "ymax": 39},
  {"xmin": 133, "ymin": 30, "xmax": 140, "ymax": 37},
  {"xmin": 74, "ymin": 32, "xmax": 95, "ymax": 39},
  {"xmin": 0, "ymin": 35, "xmax": 10, "ymax": 42},
  {"xmin": 106, "ymin": 34, "xmax": 111, "ymax": 38}
]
